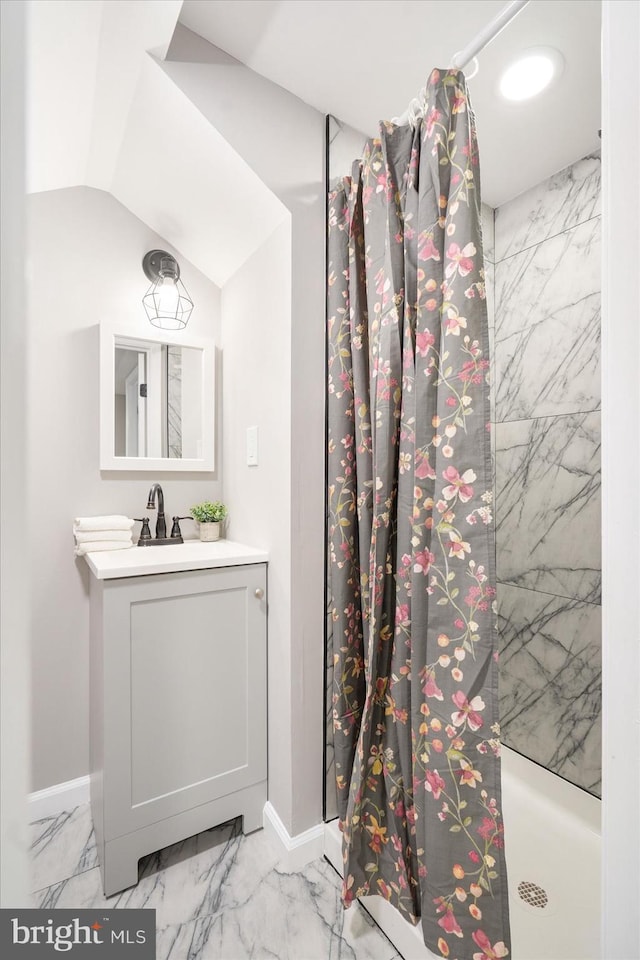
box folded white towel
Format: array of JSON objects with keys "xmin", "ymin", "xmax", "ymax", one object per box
[
  {"xmin": 74, "ymin": 515, "xmax": 134, "ymax": 533},
  {"xmin": 74, "ymin": 540, "xmax": 133, "ymax": 557},
  {"xmin": 74, "ymin": 529, "xmax": 133, "ymax": 544}
]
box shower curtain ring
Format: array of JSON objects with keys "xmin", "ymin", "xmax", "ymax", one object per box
[
  {"xmin": 466, "ymin": 56, "xmax": 480, "ymax": 79},
  {"xmin": 408, "ymin": 98, "xmax": 422, "ymax": 127},
  {"xmin": 451, "ymin": 54, "xmax": 480, "ymax": 79}
]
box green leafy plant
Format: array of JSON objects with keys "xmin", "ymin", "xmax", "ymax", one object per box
[{"xmin": 190, "ymin": 500, "xmax": 228, "ymax": 524}]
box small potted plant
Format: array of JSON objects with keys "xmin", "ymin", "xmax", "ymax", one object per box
[{"xmin": 190, "ymin": 500, "xmax": 228, "ymax": 542}]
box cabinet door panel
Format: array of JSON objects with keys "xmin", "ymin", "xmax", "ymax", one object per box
[
  {"xmin": 130, "ymin": 586, "xmax": 249, "ymax": 805},
  {"xmin": 102, "ymin": 564, "xmax": 267, "ymax": 839}
]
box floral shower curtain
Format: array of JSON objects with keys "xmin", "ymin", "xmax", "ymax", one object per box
[{"xmin": 327, "ymin": 70, "xmax": 510, "ymax": 960}]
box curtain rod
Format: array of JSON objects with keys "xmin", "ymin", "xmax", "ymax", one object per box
[
  {"xmin": 393, "ymin": 0, "xmax": 530, "ymax": 126},
  {"xmin": 451, "ymin": 0, "xmax": 530, "ymax": 69}
]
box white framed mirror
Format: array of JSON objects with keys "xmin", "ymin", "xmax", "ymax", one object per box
[{"xmin": 100, "ymin": 324, "xmax": 215, "ymax": 471}]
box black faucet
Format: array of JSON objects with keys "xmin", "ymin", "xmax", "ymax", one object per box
[
  {"xmin": 135, "ymin": 484, "xmax": 187, "ymax": 546},
  {"xmin": 147, "ymin": 483, "xmax": 167, "ymax": 539}
]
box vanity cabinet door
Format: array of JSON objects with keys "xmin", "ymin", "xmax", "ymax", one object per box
[{"xmin": 99, "ymin": 563, "xmax": 267, "ymax": 840}]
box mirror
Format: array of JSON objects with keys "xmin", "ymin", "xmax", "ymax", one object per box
[
  {"xmin": 113, "ymin": 341, "xmax": 203, "ymax": 459},
  {"xmin": 100, "ymin": 326, "xmax": 215, "ymax": 471}
]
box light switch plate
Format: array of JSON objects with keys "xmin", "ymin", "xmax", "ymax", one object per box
[{"xmin": 247, "ymin": 425, "xmax": 258, "ymax": 466}]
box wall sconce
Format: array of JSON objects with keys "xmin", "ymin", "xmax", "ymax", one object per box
[{"xmin": 142, "ymin": 250, "xmax": 193, "ymax": 330}]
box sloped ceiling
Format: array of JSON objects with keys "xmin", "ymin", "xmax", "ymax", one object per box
[
  {"xmin": 26, "ymin": 0, "xmax": 287, "ymax": 287},
  {"xmin": 26, "ymin": 0, "xmax": 103, "ymax": 195},
  {"xmin": 179, "ymin": 0, "xmax": 602, "ymax": 207},
  {"xmin": 26, "ymin": 0, "xmax": 601, "ymax": 278},
  {"xmin": 110, "ymin": 56, "xmax": 287, "ymax": 286},
  {"xmin": 26, "ymin": 0, "xmax": 183, "ymax": 195}
]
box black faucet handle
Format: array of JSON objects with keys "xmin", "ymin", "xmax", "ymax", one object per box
[
  {"xmin": 170, "ymin": 516, "xmax": 192, "ymax": 539},
  {"xmin": 134, "ymin": 518, "xmax": 152, "ymax": 541}
]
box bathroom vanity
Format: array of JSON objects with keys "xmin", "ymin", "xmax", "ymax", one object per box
[{"xmin": 86, "ymin": 541, "xmax": 268, "ymax": 896}]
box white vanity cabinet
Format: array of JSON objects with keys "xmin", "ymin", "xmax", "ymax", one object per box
[{"xmin": 87, "ymin": 543, "xmax": 268, "ymax": 896}]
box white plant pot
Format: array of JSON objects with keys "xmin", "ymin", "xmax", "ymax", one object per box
[{"xmin": 199, "ymin": 522, "xmax": 220, "ymax": 542}]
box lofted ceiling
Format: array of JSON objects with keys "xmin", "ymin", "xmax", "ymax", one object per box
[
  {"xmin": 26, "ymin": 0, "xmax": 183, "ymax": 195},
  {"xmin": 26, "ymin": 0, "xmax": 287, "ymax": 287},
  {"xmin": 26, "ymin": 0, "xmax": 601, "ymax": 286},
  {"xmin": 179, "ymin": 0, "xmax": 602, "ymax": 207}
]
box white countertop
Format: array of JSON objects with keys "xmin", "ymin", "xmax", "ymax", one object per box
[{"xmin": 83, "ymin": 539, "xmax": 269, "ymax": 580}]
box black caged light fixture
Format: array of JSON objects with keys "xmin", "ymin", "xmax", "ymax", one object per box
[{"xmin": 141, "ymin": 250, "xmax": 194, "ymax": 330}]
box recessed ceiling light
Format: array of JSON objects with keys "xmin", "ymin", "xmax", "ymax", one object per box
[{"xmin": 499, "ymin": 47, "xmax": 564, "ymax": 101}]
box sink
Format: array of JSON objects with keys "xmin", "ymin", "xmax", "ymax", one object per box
[{"xmin": 83, "ymin": 539, "xmax": 269, "ymax": 580}]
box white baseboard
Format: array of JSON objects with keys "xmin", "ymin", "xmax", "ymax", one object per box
[
  {"xmin": 262, "ymin": 801, "xmax": 324, "ymax": 872},
  {"xmin": 28, "ymin": 775, "xmax": 90, "ymax": 822}
]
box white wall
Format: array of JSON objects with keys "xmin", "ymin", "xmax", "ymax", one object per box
[
  {"xmin": 221, "ymin": 221, "xmax": 293, "ymax": 825},
  {"xmin": 601, "ymin": 2, "xmax": 640, "ymax": 956},
  {"xmin": 164, "ymin": 26, "xmax": 326, "ymax": 835},
  {"xmin": 27, "ymin": 186, "xmax": 223, "ymax": 791},
  {"xmin": 0, "ymin": 0, "xmax": 30, "ymax": 906}
]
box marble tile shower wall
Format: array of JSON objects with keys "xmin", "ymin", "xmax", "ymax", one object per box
[{"xmin": 490, "ymin": 154, "xmax": 602, "ymax": 797}]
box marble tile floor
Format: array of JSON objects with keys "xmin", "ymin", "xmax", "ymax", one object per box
[{"xmin": 31, "ymin": 804, "xmax": 401, "ymax": 960}]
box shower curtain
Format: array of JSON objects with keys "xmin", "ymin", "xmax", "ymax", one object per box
[{"xmin": 327, "ymin": 69, "xmax": 510, "ymax": 960}]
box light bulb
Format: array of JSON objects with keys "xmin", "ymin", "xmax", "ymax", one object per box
[
  {"xmin": 499, "ymin": 49, "xmax": 562, "ymax": 102},
  {"xmin": 156, "ymin": 276, "xmax": 180, "ymax": 315}
]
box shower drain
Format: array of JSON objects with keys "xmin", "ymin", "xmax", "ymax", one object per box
[{"xmin": 517, "ymin": 880, "xmax": 549, "ymax": 909}]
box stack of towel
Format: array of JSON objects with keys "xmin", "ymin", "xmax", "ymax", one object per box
[{"xmin": 74, "ymin": 515, "xmax": 135, "ymax": 556}]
